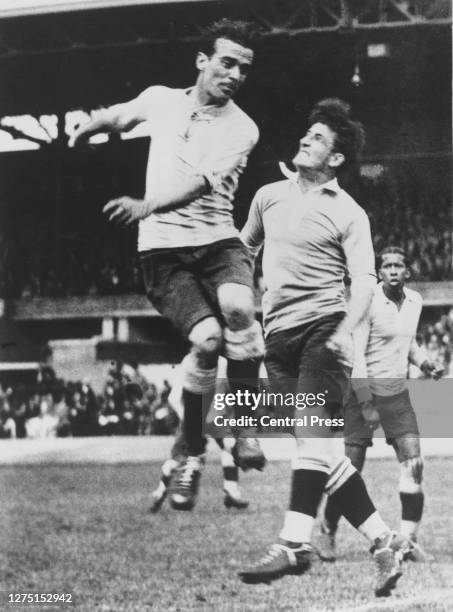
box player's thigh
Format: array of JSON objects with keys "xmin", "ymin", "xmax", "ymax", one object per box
[
  {"xmin": 199, "ymin": 238, "xmax": 255, "ymax": 329},
  {"xmin": 264, "ymin": 330, "xmax": 298, "ymax": 393},
  {"xmin": 376, "ymin": 390, "xmax": 420, "ymax": 457},
  {"xmin": 140, "ymin": 250, "xmax": 217, "ymax": 340},
  {"xmin": 297, "ymin": 314, "xmax": 351, "ymax": 420},
  {"xmin": 344, "ymin": 392, "xmax": 374, "ymax": 450},
  {"xmin": 392, "ymin": 435, "xmax": 421, "ymax": 462}
]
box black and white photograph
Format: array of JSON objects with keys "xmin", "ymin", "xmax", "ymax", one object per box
[{"xmin": 0, "ymin": 0, "xmax": 452, "ymax": 610}]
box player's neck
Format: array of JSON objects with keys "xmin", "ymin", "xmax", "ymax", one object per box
[
  {"xmin": 383, "ymin": 284, "xmax": 405, "ymax": 307},
  {"xmin": 296, "ymin": 168, "xmax": 335, "ymax": 193},
  {"xmin": 191, "ymin": 84, "xmax": 227, "ymax": 108}
]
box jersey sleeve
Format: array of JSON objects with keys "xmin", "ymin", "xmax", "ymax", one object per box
[
  {"xmin": 240, "ymin": 188, "xmax": 265, "ymax": 255},
  {"xmin": 133, "ymin": 86, "xmax": 173, "ymax": 126},
  {"xmin": 342, "ymin": 208, "xmax": 376, "ymax": 281},
  {"xmin": 351, "ymin": 315, "xmax": 373, "ymax": 402}
]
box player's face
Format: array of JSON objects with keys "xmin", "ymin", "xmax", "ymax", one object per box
[
  {"xmin": 379, "ymin": 253, "xmax": 409, "ymax": 289},
  {"xmin": 293, "ymin": 122, "xmax": 344, "ymax": 172},
  {"xmin": 196, "ymin": 38, "xmax": 254, "ymax": 104}
]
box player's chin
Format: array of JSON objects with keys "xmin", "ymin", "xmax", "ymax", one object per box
[{"xmin": 216, "ymin": 87, "xmax": 235, "ymax": 101}]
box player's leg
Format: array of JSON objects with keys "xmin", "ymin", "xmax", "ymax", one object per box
[
  {"xmin": 149, "ymin": 428, "xmax": 187, "ymax": 513},
  {"xmin": 140, "ymin": 249, "xmax": 222, "ymax": 511},
  {"xmin": 207, "ymin": 240, "xmax": 265, "ymax": 471},
  {"xmin": 169, "ymin": 317, "xmax": 222, "ymax": 510},
  {"xmin": 239, "ymin": 325, "xmax": 319, "ymax": 584},
  {"xmin": 393, "ymin": 435, "xmax": 430, "ymax": 560},
  {"xmin": 319, "ymin": 391, "xmax": 372, "ymax": 560},
  {"xmin": 218, "ymin": 283, "xmax": 265, "ymax": 471},
  {"xmin": 325, "ymin": 447, "xmax": 406, "ymax": 596},
  {"xmin": 215, "ymin": 438, "xmax": 249, "ymax": 509},
  {"xmin": 240, "ymin": 316, "xmax": 405, "ymax": 595},
  {"xmin": 378, "ymin": 391, "xmax": 429, "ymax": 561}
]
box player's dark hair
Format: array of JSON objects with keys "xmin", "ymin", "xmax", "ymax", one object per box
[
  {"xmin": 377, "ymin": 246, "xmax": 409, "ymax": 268},
  {"xmin": 308, "ymin": 98, "xmax": 365, "ymax": 170},
  {"xmin": 199, "ymin": 18, "xmax": 260, "ymax": 56}
]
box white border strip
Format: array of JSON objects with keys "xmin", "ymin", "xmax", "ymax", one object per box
[{"xmin": 0, "ymin": 0, "xmax": 204, "ymax": 20}]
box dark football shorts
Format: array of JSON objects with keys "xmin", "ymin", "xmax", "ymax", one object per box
[
  {"xmin": 140, "ymin": 238, "xmax": 254, "ymax": 338},
  {"xmin": 264, "ymin": 313, "xmax": 351, "ymax": 436},
  {"xmin": 345, "ymin": 388, "xmax": 419, "ymax": 447}
]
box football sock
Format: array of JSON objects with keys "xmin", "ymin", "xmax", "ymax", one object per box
[
  {"xmin": 226, "ymin": 358, "xmax": 260, "ymax": 420},
  {"xmin": 328, "ymin": 471, "xmax": 388, "ymax": 541},
  {"xmin": 182, "ymin": 389, "xmax": 206, "ymax": 456},
  {"xmin": 323, "ymin": 494, "xmax": 342, "ymax": 533},
  {"xmin": 279, "ymin": 469, "xmax": 328, "ymax": 543},
  {"xmin": 221, "ymin": 449, "xmax": 240, "ymax": 490},
  {"xmin": 400, "ymin": 491, "xmax": 424, "ymax": 540}
]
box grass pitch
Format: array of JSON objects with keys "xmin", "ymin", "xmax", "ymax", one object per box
[{"xmin": 1, "ymin": 457, "xmax": 453, "ymax": 611}]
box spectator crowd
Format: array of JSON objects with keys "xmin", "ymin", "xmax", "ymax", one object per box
[
  {"xmin": 0, "ymin": 363, "xmax": 179, "ymax": 440},
  {"xmin": 412, "ymin": 307, "xmax": 453, "ymax": 378},
  {"xmin": 0, "ymin": 164, "xmax": 451, "ymax": 299},
  {"xmin": 1, "ymin": 306, "xmax": 452, "ymax": 442}
]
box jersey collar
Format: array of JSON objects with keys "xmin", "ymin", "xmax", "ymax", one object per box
[{"xmin": 279, "ymin": 162, "xmax": 340, "ymax": 194}]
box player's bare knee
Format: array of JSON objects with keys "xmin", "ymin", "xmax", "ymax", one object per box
[
  {"xmin": 189, "ymin": 318, "xmax": 223, "ymax": 369},
  {"xmin": 224, "ymin": 320, "xmax": 264, "ymax": 362},
  {"xmin": 217, "ymin": 283, "xmax": 255, "ymax": 330}
]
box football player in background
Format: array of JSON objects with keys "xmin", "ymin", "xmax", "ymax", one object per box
[{"xmin": 319, "ymin": 246, "xmax": 441, "ymax": 562}]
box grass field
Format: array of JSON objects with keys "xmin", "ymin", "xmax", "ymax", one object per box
[{"xmin": 1, "ymin": 456, "xmax": 453, "ymax": 611}]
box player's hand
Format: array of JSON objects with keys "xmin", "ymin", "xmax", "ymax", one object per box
[
  {"xmin": 360, "ymin": 399, "xmax": 380, "ymax": 430},
  {"xmin": 420, "ymin": 359, "xmax": 443, "ymax": 380},
  {"xmin": 326, "ymin": 327, "xmax": 353, "ymax": 366},
  {"xmin": 103, "ymin": 196, "xmax": 151, "ymax": 225}
]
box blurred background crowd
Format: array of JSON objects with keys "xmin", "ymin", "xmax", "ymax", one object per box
[
  {"xmin": 0, "ymin": 363, "xmax": 180, "ymax": 440},
  {"xmin": 1, "ymin": 311, "xmax": 452, "ymax": 441},
  {"xmin": 0, "ymin": 164, "xmax": 451, "ymax": 300}
]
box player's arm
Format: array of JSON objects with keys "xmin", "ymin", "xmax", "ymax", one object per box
[
  {"xmin": 105, "ymin": 122, "xmax": 259, "ymax": 224},
  {"xmin": 351, "ymin": 318, "xmax": 379, "ymax": 429},
  {"xmin": 408, "ymin": 337, "xmax": 443, "ymax": 379},
  {"xmin": 103, "ymin": 176, "xmax": 209, "ymax": 224},
  {"xmin": 240, "ymin": 188, "xmax": 265, "ymax": 256},
  {"xmin": 70, "ymin": 86, "xmax": 161, "ymax": 147},
  {"xmin": 326, "ymin": 210, "xmax": 376, "ymax": 360}
]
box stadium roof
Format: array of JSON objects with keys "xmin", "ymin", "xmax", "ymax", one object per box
[{"xmin": 0, "ymin": 0, "xmax": 450, "ymax": 116}]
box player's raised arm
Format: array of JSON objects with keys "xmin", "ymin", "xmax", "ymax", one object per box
[{"xmin": 69, "ymin": 86, "xmax": 161, "ymax": 147}]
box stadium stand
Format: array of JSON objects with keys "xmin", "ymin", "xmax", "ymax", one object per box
[{"xmin": 0, "ymin": 363, "xmax": 179, "ymax": 439}]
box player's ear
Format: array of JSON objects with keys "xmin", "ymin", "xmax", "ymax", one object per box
[
  {"xmin": 196, "ymin": 52, "xmax": 209, "ymax": 71},
  {"xmin": 328, "ymin": 151, "xmax": 345, "ymax": 169},
  {"xmin": 378, "ymin": 268, "xmax": 383, "ymax": 281},
  {"xmin": 404, "ymin": 267, "xmax": 411, "ymax": 280}
]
